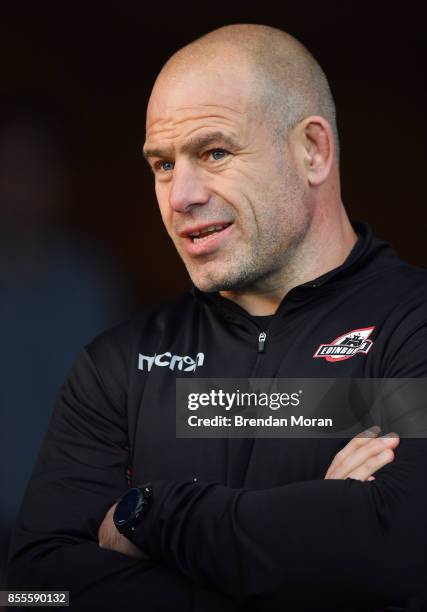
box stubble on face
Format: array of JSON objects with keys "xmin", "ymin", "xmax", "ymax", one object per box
[
  {"xmin": 172, "ymin": 134, "xmax": 313, "ymax": 293},
  {"xmin": 146, "ymin": 50, "xmax": 313, "ymax": 296},
  {"xmin": 191, "ymin": 149, "xmax": 313, "ymax": 294}
]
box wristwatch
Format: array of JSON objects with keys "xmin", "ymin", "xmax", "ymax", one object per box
[{"xmin": 113, "ymin": 483, "xmax": 153, "ymax": 539}]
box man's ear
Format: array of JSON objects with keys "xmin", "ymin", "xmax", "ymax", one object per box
[{"xmin": 299, "ymin": 116, "xmax": 335, "ymax": 186}]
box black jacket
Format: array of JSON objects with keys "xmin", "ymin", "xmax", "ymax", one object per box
[{"xmin": 7, "ymin": 222, "xmax": 427, "ymax": 611}]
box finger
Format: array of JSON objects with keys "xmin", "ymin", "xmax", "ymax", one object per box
[
  {"xmin": 326, "ymin": 426, "xmax": 381, "ymax": 474},
  {"xmin": 326, "ymin": 435, "xmax": 399, "ymax": 479},
  {"xmin": 325, "ymin": 426, "xmax": 381, "ymax": 477},
  {"xmin": 326, "ymin": 432, "xmax": 399, "ymax": 479},
  {"xmin": 347, "ymin": 448, "xmax": 395, "ymax": 481}
]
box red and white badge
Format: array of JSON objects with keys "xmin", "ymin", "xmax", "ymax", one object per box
[{"xmin": 313, "ymin": 326, "xmax": 375, "ymax": 362}]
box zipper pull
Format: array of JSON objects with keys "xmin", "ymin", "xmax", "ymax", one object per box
[{"xmin": 258, "ymin": 331, "xmax": 267, "ymax": 353}]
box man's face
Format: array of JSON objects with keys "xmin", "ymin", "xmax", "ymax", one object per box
[{"xmin": 144, "ymin": 59, "xmax": 312, "ymax": 293}]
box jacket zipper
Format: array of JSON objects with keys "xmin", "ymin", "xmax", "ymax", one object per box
[{"xmin": 258, "ymin": 331, "xmax": 267, "ymax": 353}]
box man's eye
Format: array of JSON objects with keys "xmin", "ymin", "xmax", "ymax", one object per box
[
  {"xmin": 208, "ymin": 149, "xmax": 228, "ymax": 161},
  {"xmin": 154, "ymin": 160, "xmax": 174, "ymax": 172}
]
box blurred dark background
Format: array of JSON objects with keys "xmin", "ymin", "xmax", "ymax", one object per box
[{"xmin": 0, "ymin": 0, "xmax": 425, "ymax": 590}]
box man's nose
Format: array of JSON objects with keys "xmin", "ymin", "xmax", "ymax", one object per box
[{"xmin": 168, "ymin": 160, "xmax": 209, "ymax": 213}]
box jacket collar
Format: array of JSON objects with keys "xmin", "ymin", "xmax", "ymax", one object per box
[{"xmin": 192, "ymin": 221, "xmax": 400, "ymax": 322}]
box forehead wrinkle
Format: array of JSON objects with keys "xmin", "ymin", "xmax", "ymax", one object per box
[
  {"xmin": 148, "ymin": 118, "xmax": 241, "ymax": 141},
  {"xmin": 145, "ymin": 112, "xmax": 245, "ymax": 153},
  {"xmin": 146, "ymin": 106, "xmax": 245, "ymax": 136},
  {"xmin": 172, "ymin": 103, "xmax": 246, "ymax": 116},
  {"xmin": 143, "ymin": 128, "xmax": 241, "ymax": 160}
]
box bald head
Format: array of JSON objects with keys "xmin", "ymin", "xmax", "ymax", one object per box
[{"xmin": 153, "ymin": 24, "xmax": 339, "ymax": 161}]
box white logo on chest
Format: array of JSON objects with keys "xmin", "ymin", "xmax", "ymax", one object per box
[{"xmin": 138, "ymin": 351, "xmax": 205, "ymax": 372}]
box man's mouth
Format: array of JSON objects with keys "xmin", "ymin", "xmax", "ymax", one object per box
[
  {"xmin": 179, "ymin": 221, "xmax": 234, "ymax": 257},
  {"xmin": 186, "ymin": 223, "xmax": 232, "ymax": 243}
]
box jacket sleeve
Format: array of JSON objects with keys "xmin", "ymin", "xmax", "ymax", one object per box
[
  {"xmin": 130, "ymin": 446, "xmax": 427, "ymax": 609},
  {"xmin": 6, "ymin": 346, "xmax": 237, "ymax": 612},
  {"xmin": 130, "ymin": 326, "xmax": 427, "ymax": 610}
]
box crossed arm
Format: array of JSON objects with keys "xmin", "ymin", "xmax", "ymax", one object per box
[
  {"xmin": 96, "ymin": 445, "xmax": 427, "ymax": 610},
  {"xmin": 7, "ymin": 347, "xmax": 427, "ymax": 610},
  {"xmin": 98, "ymin": 428, "xmax": 399, "ymax": 559}
]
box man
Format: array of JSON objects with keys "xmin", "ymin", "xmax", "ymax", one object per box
[{"xmin": 7, "ymin": 24, "xmax": 427, "ymax": 611}]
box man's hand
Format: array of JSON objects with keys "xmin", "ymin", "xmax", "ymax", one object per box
[
  {"xmin": 98, "ymin": 503, "xmax": 148, "ymax": 559},
  {"xmin": 324, "ymin": 426, "xmax": 400, "ymax": 481},
  {"xmin": 98, "ymin": 428, "xmax": 398, "ymax": 557}
]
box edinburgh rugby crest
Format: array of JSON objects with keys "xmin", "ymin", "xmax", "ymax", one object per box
[{"xmin": 313, "ymin": 326, "xmax": 375, "ymax": 362}]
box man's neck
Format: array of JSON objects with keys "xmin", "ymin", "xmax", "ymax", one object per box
[{"xmin": 219, "ymin": 211, "xmax": 358, "ymax": 316}]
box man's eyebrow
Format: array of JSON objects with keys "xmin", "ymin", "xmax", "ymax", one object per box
[{"xmin": 142, "ymin": 131, "xmax": 239, "ymax": 161}]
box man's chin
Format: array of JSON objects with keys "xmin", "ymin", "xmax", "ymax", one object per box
[
  {"xmin": 190, "ymin": 276, "xmax": 226, "ymax": 293},
  {"xmin": 188, "ymin": 268, "xmax": 253, "ymax": 294},
  {"xmin": 188, "ymin": 268, "xmax": 230, "ymax": 293}
]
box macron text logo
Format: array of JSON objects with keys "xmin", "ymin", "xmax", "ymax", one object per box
[{"xmin": 138, "ymin": 351, "xmax": 205, "ymax": 372}]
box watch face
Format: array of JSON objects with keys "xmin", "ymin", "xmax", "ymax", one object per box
[{"xmin": 115, "ymin": 488, "xmax": 140, "ymax": 525}]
